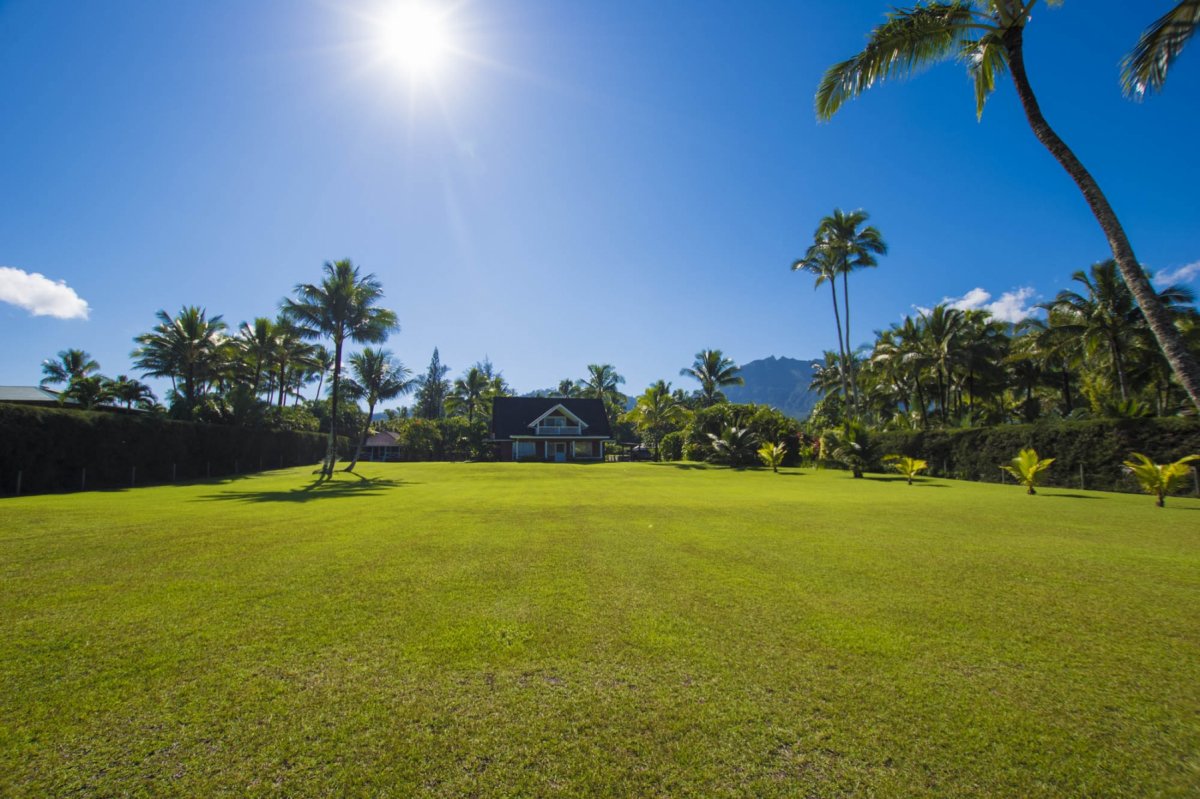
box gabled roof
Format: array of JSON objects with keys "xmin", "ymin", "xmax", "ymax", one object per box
[
  {"xmin": 364, "ymin": 430, "xmax": 401, "ymax": 447},
  {"xmin": 491, "ymin": 397, "xmax": 613, "ymax": 440},
  {"xmin": 527, "ymin": 403, "xmax": 587, "ymax": 429}
]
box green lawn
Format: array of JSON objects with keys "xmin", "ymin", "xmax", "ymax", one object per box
[{"xmin": 2, "ymin": 463, "xmax": 1198, "ymax": 797}]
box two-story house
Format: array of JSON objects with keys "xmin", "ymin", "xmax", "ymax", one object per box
[{"xmin": 490, "ymin": 397, "xmax": 613, "ymax": 462}]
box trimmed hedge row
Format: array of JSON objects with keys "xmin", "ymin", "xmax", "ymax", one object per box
[
  {"xmin": 1, "ymin": 405, "xmax": 332, "ymax": 496},
  {"xmin": 870, "ymin": 418, "xmax": 1200, "ymax": 493}
]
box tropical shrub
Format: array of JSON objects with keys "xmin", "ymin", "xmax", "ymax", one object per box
[
  {"xmin": 758, "ymin": 442, "xmax": 786, "ymax": 472},
  {"xmin": 871, "ymin": 418, "xmax": 1200, "ymax": 492},
  {"xmin": 708, "ymin": 426, "xmax": 759, "ymax": 468},
  {"xmin": 1000, "ymin": 448, "xmax": 1055, "ymax": 495},
  {"xmin": 659, "ymin": 431, "xmax": 685, "ymax": 462},
  {"xmin": 822, "ymin": 423, "xmax": 871, "ymax": 478},
  {"xmin": 883, "ymin": 454, "xmax": 928, "ymax": 485},
  {"xmin": 1122, "ymin": 453, "xmax": 1199, "ymax": 507}
]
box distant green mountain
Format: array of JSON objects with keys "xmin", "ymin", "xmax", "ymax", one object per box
[{"xmin": 723, "ymin": 355, "xmax": 821, "ymax": 420}]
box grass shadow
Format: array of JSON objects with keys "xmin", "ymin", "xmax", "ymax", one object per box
[
  {"xmin": 1042, "ymin": 493, "xmax": 1104, "ymax": 500},
  {"xmin": 195, "ymin": 473, "xmax": 411, "ymax": 504},
  {"xmin": 643, "ymin": 462, "xmax": 710, "ymax": 471},
  {"xmin": 863, "ymin": 475, "xmax": 947, "ymax": 487}
]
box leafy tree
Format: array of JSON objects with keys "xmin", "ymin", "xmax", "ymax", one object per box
[
  {"xmin": 413, "ymin": 348, "xmax": 451, "ymax": 420},
  {"xmin": 884, "ymin": 454, "xmax": 929, "ymax": 485},
  {"xmin": 758, "ymin": 441, "xmax": 787, "ymax": 472},
  {"xmin": 344, "ymin": 348, "xmax": 414, "ymax": 471},
  {"xmin": 282, "ymin": 260, "xmax": 398, "ymax": 477},
  {"xmin": 132, "ymin": 306, "xmax": 229, "ymax": 416},
  {"xmin": 1122, "ymin": 452, "xmax": 1199, "ymax": 507},
  {"xmin": 680, "ymin": 349, "xmax": 744, "ymax": 407},
  {"xmin": 40, "ymin": 349, "xmax": 100, "ymax": 387},
  {"xmin": 1000, "ymin": 447, "xmax": 1055, "ymax": 495},
  {"xmin": 1121, "ymin": 1, "xmax": 1200, "ymax": 98},
  {"xmin": 817, "ymin": 1, "xmax": 1200, "ymax": 411}
]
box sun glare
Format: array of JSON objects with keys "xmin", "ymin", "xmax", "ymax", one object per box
[{"xmin": 377, "ymin": 2, "xmax": 453, "ymax": 77}]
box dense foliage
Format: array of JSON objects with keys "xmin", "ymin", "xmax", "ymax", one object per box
[{"xmin": 0, "ymin": 405, "xmax": 330, "ymax": 496}]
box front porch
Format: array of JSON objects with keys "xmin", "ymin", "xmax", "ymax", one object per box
[{"xmin": 499, "ymin": 438, "xmax": 606, "ymax": 462}]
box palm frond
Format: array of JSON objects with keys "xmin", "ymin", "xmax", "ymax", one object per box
[
  {"xmin": 816, "ymin": 2, "xmax": 988, "ymax": 120},
  {"xmin": 1122, "ymin": 0, "xmax": 1200, "ymax": 99}
]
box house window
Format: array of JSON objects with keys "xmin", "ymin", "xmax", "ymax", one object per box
[
  {"xmin": 515, "ymin": 441, "xmax": 535, "ymax": 459},
  {"xmin": 573, "ymin": 441, "xmax": 594, "ymax": 458}
]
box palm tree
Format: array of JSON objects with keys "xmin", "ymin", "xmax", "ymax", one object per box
[
  {"xmin": 1122, "ymin": 1, "xmax": 1199, "ymax": 99},
  {"xmin": 343, "ymin": 348, "xmax": 414, "ymax": 471},
  {"xmin": 107, "ymin": 375, "xmax": 157, "ymax": 409},
  {"xmin": 40, "ymin": 349, "xmax": 100, "ymax": 387},
  {"xmin": 449, "ymin": 366, "xmax": 491, "ymax": 424},
  {"xmin": 1045, "ymin": 261, "xmax": 1193, "ymax": 404},
  {"xmin": 309, "ymin": 345, "xmax": 334, "ymax": 402},
  {"xmin": 282, "ymin": 260, "xmax": 399, "ymax": 477},
  {"xmin": 626, "ymin": 380, "xmax": 689, "ymax": 459},
  {"xmin": 679, "ymin": 349, "xmax": 744, "ymax": 407},
  {"xmin": 817, "ymin": 1, "xmax": 1200, "ymax": 411},
  {"xmin": 794, "ymin": 238, "xmax": 851, "ymax": 408},
  {"xmin": 553, "ymin": 379, "xmax": 581, "ymax": 398},
  {"xmin": 236, "ymin": 317, "xmax": 279, "ymax": 397},
  {"xmin": 61, "ymin": 375, "xmax": 112, "ymax": 409},
  {"xmin": 1122, "ymin": 452, "xmax": 1200, "ymax": 507},
  {"xmin": 1000, "ymin": 447, "xmax": 1055, "ymax": 495},
  {"xmin": 582, "ymin": 364, "xmax": 626, "ymax": 422},
  {"xmin": 131, "ymin": 306, "xmax": 228, "ymax": 413},
  {"xmin": 812, "ymin": 209, "xmax": 887, "ymax": 413},
  {"xmin": 918, "ymin": 305, "xmax": 965, "ymax": 425}
]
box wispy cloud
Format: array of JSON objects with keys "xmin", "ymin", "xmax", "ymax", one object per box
[
  {"xmin": 915, "ymin": 286, "xmax": 1039, "ymax": 323},
  {"xmin": 0, "ymin": 266, "xmax": 90, "ymax": 319},
  {"xmin": 1153, "ymin": 260, "xmax": 1200, "ymax": 287}
]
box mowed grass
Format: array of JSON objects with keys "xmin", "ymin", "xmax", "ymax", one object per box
[{"xmin": 1, "ymin": 463, "xmax": 1198, "ymax": 798}]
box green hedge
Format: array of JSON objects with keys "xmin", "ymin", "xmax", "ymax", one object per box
[
  {"xmin": 0, "ymin": 405, "xmax": 332, "ymax": 496},
  {"xmin": 870, "ymin": 418, "xmax": 1200, "ymax": 493}
]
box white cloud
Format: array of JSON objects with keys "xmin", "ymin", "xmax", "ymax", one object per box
[
  {"xmin": 915, "ymin": 286, "xmax": 1039, "ymax": 323},
  {"xmin": 1153, "ymin": 260, "xmax": 1200, "ymax": 287},
  {"xmin": 0, "ymin": 266, "xmax": 90, "ymax": 320}
]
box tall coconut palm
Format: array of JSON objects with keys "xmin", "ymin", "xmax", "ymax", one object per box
[
  {"xmin": 131, "ymin": 306, "xmax": 228, "ymax": 413},
  {"xmin": 918, "ymin": 304, "xmax": 965, "ymax": 425},
  {"xmin": 343, "ymin": 348, "xmax": 413, "ymax": 471},
  {"xmin": 40, "ymin": 349, "xmax": 100, "ymax": 387},
  {"xmin": 679, "ymin": 349, "xmax": 744, "ymax": 407},
  {"xmin": 582, "ymin": 363, "xmax": 626, "ymax": 423},
  {"xmin": 236, "ymin": 317, "xmax": 279, "ymax": 397},
  {"xmin": 1122, "ymin": 1, "xmax": 1200, "ymax": 98},
  {"xmin": 793, "ymin": 244, "xmax": 851, "ymax": 408},
  {"xmin": 817, "ymin": 1, "xmax": 1200, "ymax": 411},
  {"xmin": 812, "ymin": 209, "xmax": 887, "ymax": 413},
  {"xmin": 553, "ymin": 379, "xmax": 581, "ymax": 398},
  {"xmin": 282, "ymin": 260, "xmax": 398, "ymax": 477}
]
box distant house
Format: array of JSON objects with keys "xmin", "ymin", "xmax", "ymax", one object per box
[
  {"xmin": 361, "ymin": 430, "xmax": 402, "ymax": 462},
  {"xmin": 0, "ymin": 386, "xmax": 74, "ymax": 407},
  {"xmin": 490, "ymin": 397, "xmax": 612, "ymax": 462}
]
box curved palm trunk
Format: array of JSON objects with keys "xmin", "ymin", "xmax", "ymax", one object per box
[
  {"xmin": 345, "ymin": 397, "xmax": 375, "ymax": 472},
  {"xmin": 324, "ymin": 336, "xmax": 344, "ymax": 478},
  {"xmin": 842, "ymin": 271, "xmax": 859, "ymax": 417},
  {"xmin": 1004, "ymin": 25, "xmax": 1200, "ymax": 411},
  {"xmin": 827, "ymin": 281, "xmax": 852, "ymax": 413}
]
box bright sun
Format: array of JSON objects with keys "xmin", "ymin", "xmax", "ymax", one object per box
[{"xmin": 377, "ymin": 2, "xmax": 453, "ymax": 77}]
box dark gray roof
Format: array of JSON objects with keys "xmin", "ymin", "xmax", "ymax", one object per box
[
  {"xmin": 0, "ymin": 385, "xmax": 64, "ymax": 403},
  {"xmin": 490, "ymin": 397, "xmax": 613, "ymax": 440}
]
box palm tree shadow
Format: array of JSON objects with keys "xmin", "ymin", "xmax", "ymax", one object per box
[
  {"xmin": 863, "ymin": 475, "xmax": 947, "ymax": 487},
  {"xmin": 195, "ymin": 474, "xmax": 410, "ymax": 504},
  {"xmin": 1042, "ymin": 493, "xmax": 1103, "ymax": 500}
]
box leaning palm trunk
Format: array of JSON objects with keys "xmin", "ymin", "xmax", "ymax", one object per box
[
  {"xmin": 345, "ymin": 398, "xmax": 376, "ymax": 473},
  {"xmin": 324, "ymin": 339, "xmax": 343, "ymax": 478},
  {"xmin": 842, "ymin": 271, "xmax": 859, "ymax": 417},
  {"xmin": 1004, "ymin": 25, "xmax": 1200, "ymax": 411},
  {"xmin": 827, "ymin": 281, "xmax": 853, "ymax": 413}
]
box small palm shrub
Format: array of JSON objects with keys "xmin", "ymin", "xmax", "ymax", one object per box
[
  {"xmin": 758, "ymin": 441, "xmax": 786, "ymax": 473},
  {"xmin": 1122, "ymin": 453, "xmax": 1199, "ymax": 507},
  {"xmin": 1000, "ymin": 448, "xmax": 1055, "ymax": 495},
  {"xmin": 708, "ymin": 426, "xmax": 759, "ymax": 468},
  {"xmin": 884, "ymin": 454, "xmax": 928, "ymax": 485},
  {"xmin": 823, "ymin": 423, "xmax": 870, "ymax": 478}
]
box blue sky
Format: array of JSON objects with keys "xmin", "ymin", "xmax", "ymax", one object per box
[{"xmin": 1, "ymin": 0, "xmax": 1196, "ymax": 404}]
